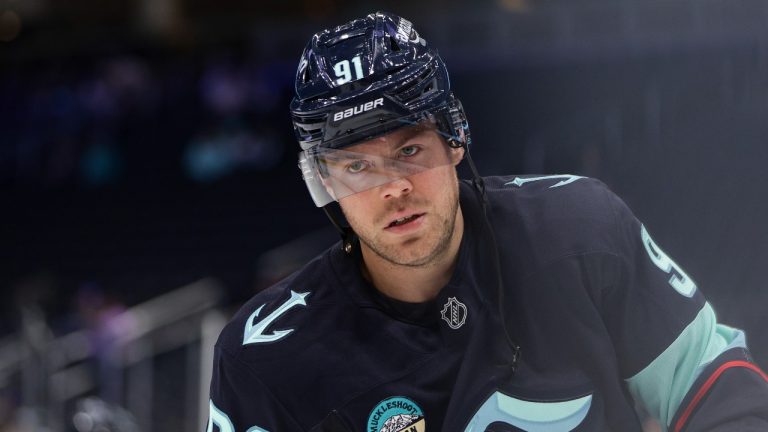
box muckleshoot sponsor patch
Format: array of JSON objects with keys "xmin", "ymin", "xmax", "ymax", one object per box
[{"xmin": 367, "ymin": 396, "xmax": 425, "ymax": 432}]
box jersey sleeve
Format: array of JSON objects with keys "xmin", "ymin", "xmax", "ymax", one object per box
[
  {"xmin": 207, "ymin": 345, "xmax": 305, "ymax": 432},
  {"xmin": 600, "ymin": 186, "xmax": 768, "ymax": 430}
]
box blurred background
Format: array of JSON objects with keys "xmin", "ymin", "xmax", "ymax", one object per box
[{"xmin": 1, "ymin": 0, "xmax": 767, "ymax": 430}]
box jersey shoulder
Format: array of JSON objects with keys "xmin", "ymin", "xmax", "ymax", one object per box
[
  {"xmin": 215, "ymin": 243, "xmax": 346, "ymax": 360},
  {"xmin": 211, "ymin": 242, "xmax": 447, "ymax": 426},
  {"xmin": 483, "ymin": 174, "xmax": 618, "ymax": 218},
  {"xmin": 480, "ymin": 174, "xmax": 630, "ymax": 268}
]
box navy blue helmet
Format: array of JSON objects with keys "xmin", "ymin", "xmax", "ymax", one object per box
[{"xmin": 290, "ymin": 11, "xmax": 470, "ymax": 153}]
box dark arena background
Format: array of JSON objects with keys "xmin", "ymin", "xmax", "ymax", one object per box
[{"xmin": 1, "ymin": 1, "xmax": 767, "ymax": 431}]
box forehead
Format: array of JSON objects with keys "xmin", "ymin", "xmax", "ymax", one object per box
[{"xmin": 342, "ymin": 123, "xmax": 443, "ymax": 154}]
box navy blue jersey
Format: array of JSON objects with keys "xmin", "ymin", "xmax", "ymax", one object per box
[{"xmin": 208, "ymin": 175, "xmax": 768, "ymax": 431}]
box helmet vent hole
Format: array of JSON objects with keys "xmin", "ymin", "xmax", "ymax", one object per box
[
  {"xmin": 303, "ymin": 59, "xmax": 319, "ymax": 85},
  {"xmin": 324, "ymin": 28, "xmax": 367, "ymax": 47},
  {"xmin": 389, "ymin": 36, "xmax": 401, "ymax": 52}
]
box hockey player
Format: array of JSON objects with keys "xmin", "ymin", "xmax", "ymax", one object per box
[{"xmin": 208, "ymin": 12, "xmax": 768, "ymax": 431}]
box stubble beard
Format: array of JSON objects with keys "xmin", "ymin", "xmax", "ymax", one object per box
[{"xmin": 346, "ymin": 183, "xmax": 461, "ymax": 269}]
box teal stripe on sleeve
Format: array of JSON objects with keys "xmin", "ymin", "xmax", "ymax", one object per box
[{"xmin": 625, "ymin": 302, "xmax": 746, "ymax": 431}]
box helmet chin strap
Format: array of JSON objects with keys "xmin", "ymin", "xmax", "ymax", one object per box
[
  {"xmin": 322, "ymin": 204, "xmax": 355, "ymax": 254},
  {"xmin": 461, "ymin": 143, "xmax": 522, "ymax": 370},
  {"xmin": 461, "ymin": 144, "xmax": 486, "ymax": 205}
]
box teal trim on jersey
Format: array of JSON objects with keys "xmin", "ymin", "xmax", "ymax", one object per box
[
  {"xmin": 465, "ymin": 391, "xmax": 592, "ymax": 432},
  {"xmin": 625, "ymin": 302, "xmax": 746, "ymax": 431},
  {"xmin": 208, "ymin": 399, "xmax": 235, "ymax": 432},
  {"xmin": 209, "ymin": 399, "xmax": 270, "ymax": 432},
  {"xmin": 504, "ymin": 174, "xmax": 585, "ymax": 189}
]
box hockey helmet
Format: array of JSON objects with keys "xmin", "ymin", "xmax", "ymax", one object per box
[{"xmin": 291, "ymin": 11, "xmax": 470, "ymax": 207}]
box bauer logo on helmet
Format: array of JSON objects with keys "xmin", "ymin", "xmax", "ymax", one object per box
[{"xmin": 332, "ymin": 97, "xmax": 385, "ymax": 122}]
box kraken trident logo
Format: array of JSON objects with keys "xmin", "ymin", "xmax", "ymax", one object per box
[{"xmin": 441, "ymin": 297, "xmax": 467, "ymax": 329}]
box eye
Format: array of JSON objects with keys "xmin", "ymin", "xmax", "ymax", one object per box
[
  {"xmin": 346, "ymin": 159, "xmax": 371, "ymax": 174},
  {"xmin": 400, "ymin": 145, "xmax": 420, "ymax": 157}
]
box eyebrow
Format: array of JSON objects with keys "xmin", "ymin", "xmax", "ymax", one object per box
[
  {"xmin": 390, "ymin": 126, "xmax": 430, "ymax": 149},
  {"xmin": 324, "ymin": 125, "xmax": 433, "ymax": 162},
  {"xmin": 325, "ymin": 153, "xmax": 361, "ymax": 162}
]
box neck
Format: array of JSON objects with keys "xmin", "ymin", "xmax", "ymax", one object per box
[{"xmin": 360, "ymin": 208, "xmax": 464, "ymax": 303}]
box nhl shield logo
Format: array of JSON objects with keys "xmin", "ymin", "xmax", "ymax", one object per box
[{"xmin": 441, "ymin": 297, "xmax": 467, "ymax": 329}]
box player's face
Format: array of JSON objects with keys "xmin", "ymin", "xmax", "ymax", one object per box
[{"xmin": 337, "ymin": 125, "xmax": 464, "ymax": 267}]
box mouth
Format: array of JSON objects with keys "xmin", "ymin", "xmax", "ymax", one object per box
[{"xmin": 385, "ymin": 213, "xmax": 425, "ymax": 229}]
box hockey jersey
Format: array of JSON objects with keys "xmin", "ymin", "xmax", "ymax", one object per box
[{"xmin": 208, "ymin": 175, "xmax": 768, "ymax": 431}]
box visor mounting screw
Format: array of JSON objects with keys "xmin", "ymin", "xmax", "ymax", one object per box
[{"xmin": 344, "ymin": 242, "xmax": 353, "ymax": 254}]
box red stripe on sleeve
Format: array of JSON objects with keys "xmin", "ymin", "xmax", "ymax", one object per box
[{"xmin": 674, "ymin": 360, "xmax": 768, "ymax": 432}]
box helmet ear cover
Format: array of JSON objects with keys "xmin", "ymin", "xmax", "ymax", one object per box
[{"xmin": 446, "ymin": 94, "xmax": 471, "ymax": 149}]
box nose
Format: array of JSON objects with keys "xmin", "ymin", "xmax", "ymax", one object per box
[{"xmin": 380, "ymin": 176, "xmax": 413, "ymax": 200}]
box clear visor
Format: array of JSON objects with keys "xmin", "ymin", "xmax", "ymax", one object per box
[{"xmin": 298, "ymin": 124, "xmax": 459, "ymax": 207}]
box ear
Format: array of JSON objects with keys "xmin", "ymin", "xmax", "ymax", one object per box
[{"xmin": 450, "ymin": 145, "xmax": 465, "ymax": 166}]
